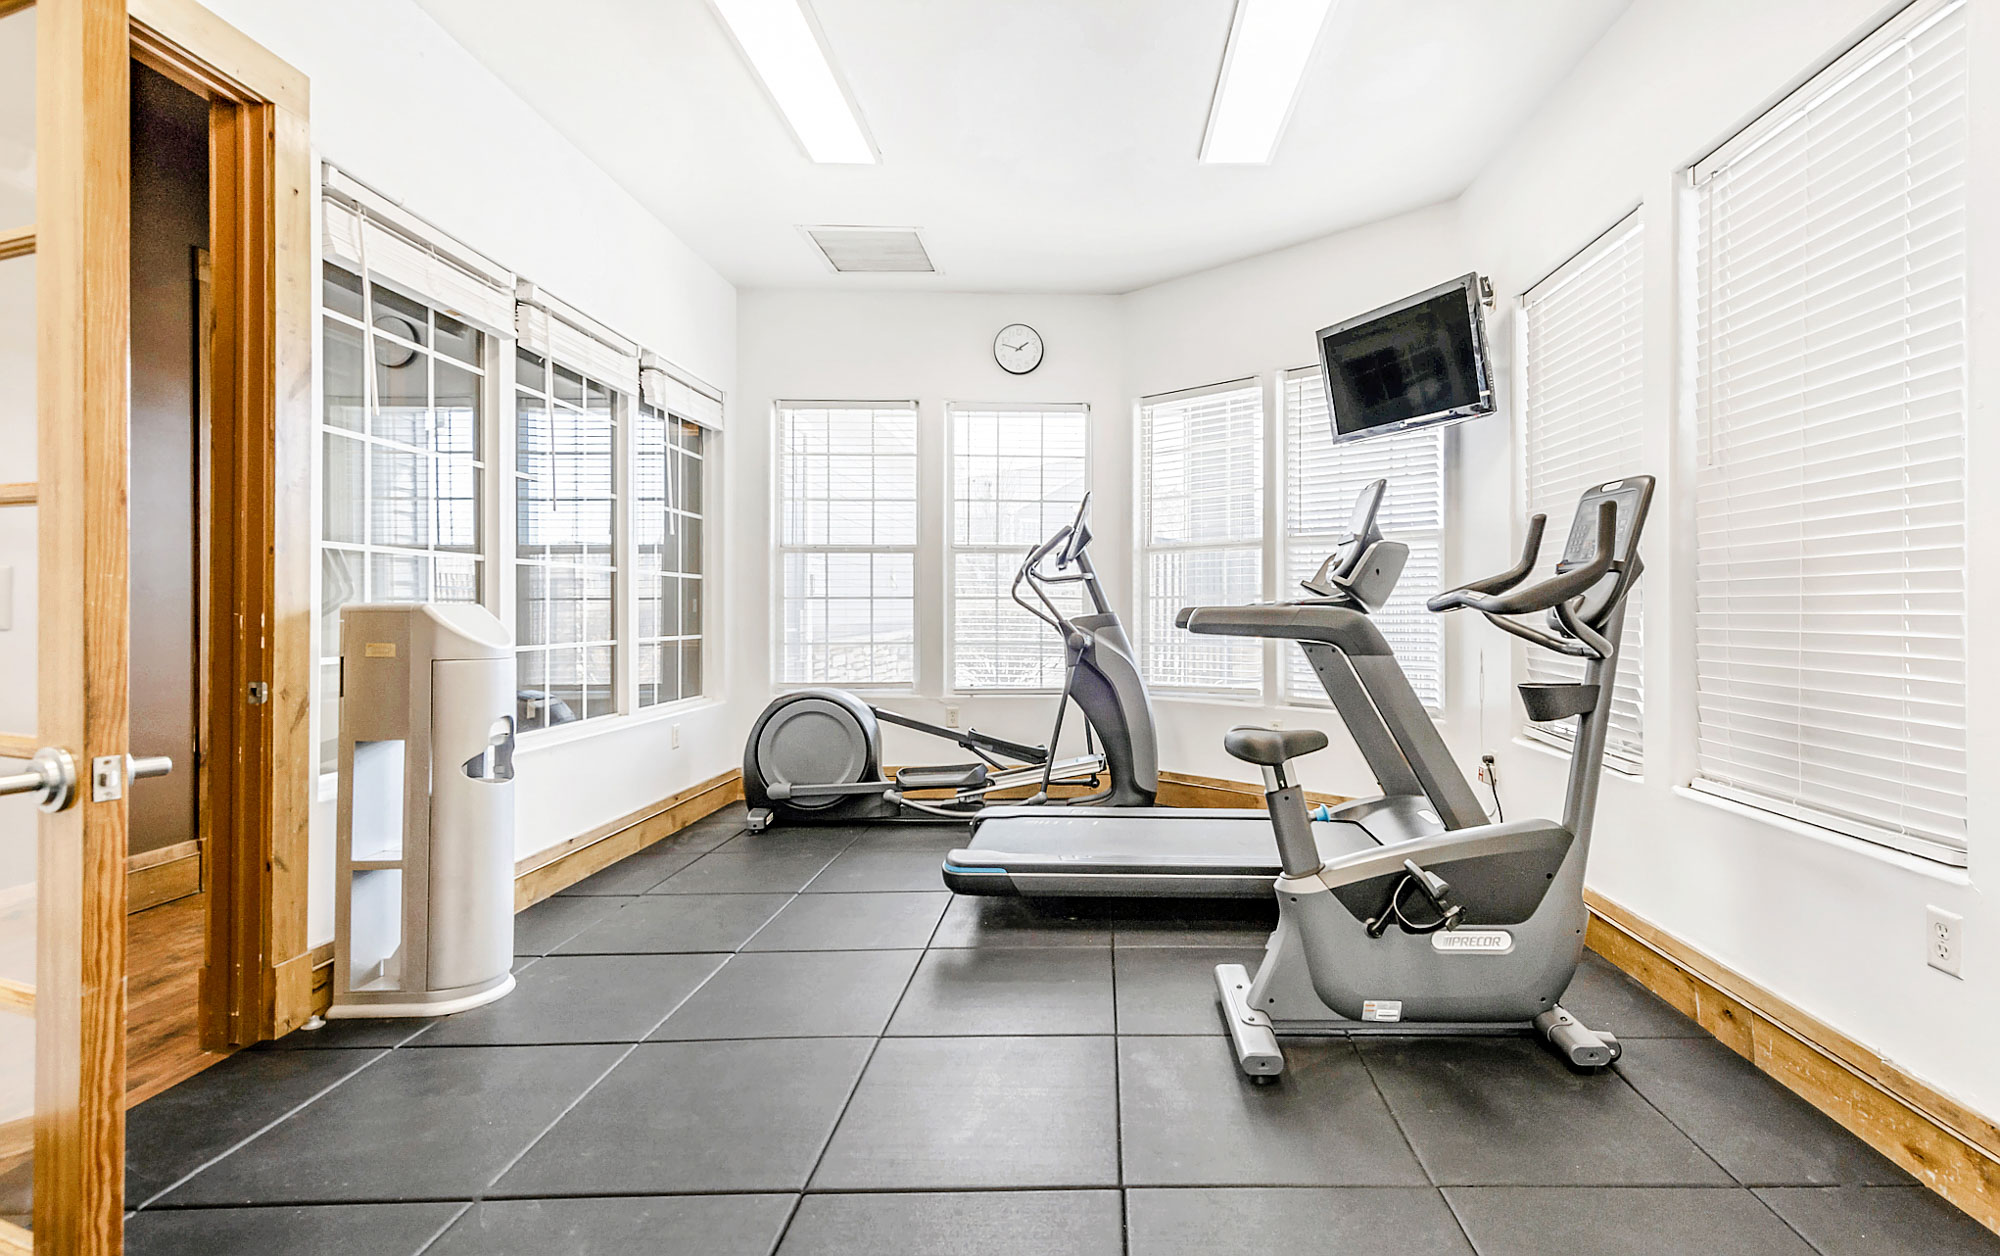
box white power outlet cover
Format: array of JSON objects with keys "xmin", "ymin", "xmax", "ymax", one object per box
[
  {"xmin": 1927, "ymin": 905, "xmax": 1963, "ymax": 979},
  {"xmin": 945, "ymin": 706, "xmax": 960, "ymax": 728},
  {"xmin": 670, "ymin": 723, "xmax": 681, "ymax": 750}
]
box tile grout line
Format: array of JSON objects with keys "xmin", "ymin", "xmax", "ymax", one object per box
[
  {"xmin": 1604, "ymin": 1049, "xmax": 1742, "ymax": 1188},
  {"xmin": 407, "ymin": 1200, "xmax": 478, "ymax": 1255},
  {"xmin": 133, "ymin": 1047, "xmax": 401, "ymax": 1210},
  {"xmin": 774, "ymin": 915, "xmax": 931, "ymax": 1235},
  {"xmin": 1745, "ymin": 1187, "xmax": 1841, "ymax": 1256},
  {"xmin": 1109, "ymin": 934, "xmax": 1129, "ymax": 1256}
]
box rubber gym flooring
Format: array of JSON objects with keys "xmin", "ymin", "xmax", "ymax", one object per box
[{"xmin": 123, "ymin": 806, "xmax": 1998, "ymax": 1254}]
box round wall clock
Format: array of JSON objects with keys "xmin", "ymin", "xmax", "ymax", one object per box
[{"xmin": 994, "ymin": 323, "xmax": 1044, "ymax": 375}]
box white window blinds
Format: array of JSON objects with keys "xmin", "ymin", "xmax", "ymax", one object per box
[
  {"xmin": 320, "ymin": 165, "xmax": 515, "ymax": 333},
  {"xmin": 1139, "ymin": 382, "xmax": 1265, "ymax": 694},
  {"xmin": 1522, "ymin": 215, "xmax": 1648, "ymax": 771},
  {"xmin": 1691, "ymin": 0, "xmax": 1968, "ymax": 864},
  {"xmin": 778, "ymin": 404, "xmax": 920, "ymax": 686},
  {"xmin": 1283, "ymin": 368, "xmax": 1444, "ymax": 711},
  {"xmin": 949, "ymin": 405, "xmax": 1090, "ymax": 691}
]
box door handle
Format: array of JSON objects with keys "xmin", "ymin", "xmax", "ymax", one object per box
[
  {"xmin": 0, "ymin": 747, "xmax": 79, "ymax": 812},
  {"xmin": 128, "ymin": 754, "xmax": 174, "ymax": 781}
]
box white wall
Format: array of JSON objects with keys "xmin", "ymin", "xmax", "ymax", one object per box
[
  {"xmin": 730, "ymin": 291, "xmax": 1128, "ymax": 766},
  {"xmin": 191, "ymin": 0, "xmax": 747, "ymax": 945},
  {"xmin": 1453, "ymin": 0, "xmax": 2000, "ymax": 1125},
  {"xmin": 731, "ymin": 0, "xmax": 2000, "ymax": 1126}
]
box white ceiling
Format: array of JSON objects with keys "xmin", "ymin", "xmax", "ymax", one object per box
[{"xmin": 412, "ymin": 0, "xmax": 1631, "ymax": 294}]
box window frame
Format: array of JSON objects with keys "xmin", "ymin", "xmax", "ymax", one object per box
[
  {"xmin": 772, "ymin": 400, "xmax": 924, "ymax": 692},
  {"xmin": 511, "ymin": 348, "xmax": 627, "ymax": 733},
  {"xmin": 1276, "ymin": 364, "xmax": 1447, "ymax": 715},
  {"xmin": 632, "ymin": 403, "xmax": 709, "ymax": 710},
  {"xmin": 1683, "ymin": 0, "xmax": 1970, "ymax": 865},
  {"xmin": 1517, "ymin": 211, "xmax": 1648, "ymax": 775},
  {"xmin": 315, "ymin": 261, "xmax": 505, "ymax": 778},
  {"xmin": 943, "ymin": 401, "xmax": 1093, "ymax": 695},
  {"xmin": 1134, "ymin": 378, "xmax": 1267, "ymax": 700}
]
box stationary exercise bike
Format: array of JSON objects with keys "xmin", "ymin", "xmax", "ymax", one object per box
[
  {"xmin": 1208, "ymin": 476, "xmax": 1652, "ymax": 1077},
  {"xmin": 743, "ymin": 495, "xmax": 1158, "ymax": 832}
]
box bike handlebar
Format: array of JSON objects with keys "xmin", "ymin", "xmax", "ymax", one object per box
[{"xmin": 1427, "ymin": 499, "xmax": 1617, "ymax": 619}]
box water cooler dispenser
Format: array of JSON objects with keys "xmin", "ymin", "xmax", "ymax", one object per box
[{"xmin": 330, "ymin": 603, "xmax": 518, "ymax": 1018}]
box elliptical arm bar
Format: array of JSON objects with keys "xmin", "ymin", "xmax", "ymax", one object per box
[
  {"xmin": 1427, "ymin": 500, "xmax": 1616, "ymax": 619},
  {"xmin": 871, "ymin": 706, "xmax": 1049, "ymax": 765}
]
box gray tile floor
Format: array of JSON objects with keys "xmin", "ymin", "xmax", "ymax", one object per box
[{"xmin": 123, "ymin": 806, "xmax": 2000, "ymax": 1255}]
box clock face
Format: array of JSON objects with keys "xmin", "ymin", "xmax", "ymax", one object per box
[{"xmin": 994, "ymin": 323, "xmax": 1044, "ymax": 374}]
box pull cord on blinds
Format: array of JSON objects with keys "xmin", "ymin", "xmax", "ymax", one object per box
[
  {"xmin": 321, "ymin": 164, "xmax": 515, "ymax": 333},
  {"xmin": 1521, "ymin": 214, "xmax": 1648, "ymax": 771},
  {"xmin": 1690, "ymin": 0, "xmax": 1968, "ymax": 864}
]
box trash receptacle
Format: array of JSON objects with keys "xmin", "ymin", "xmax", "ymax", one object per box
[{"xmin": 330, "ymin": 603, "xmax": 517, "ymax": 1018}]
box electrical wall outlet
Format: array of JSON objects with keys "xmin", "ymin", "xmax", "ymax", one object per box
[
  {"xmin": 670, "ymin": 723, "xmax": 681, "ymax": 750},
  {"xmin": 1269, "ymin": 715, "xmax": 1285, "ymax": 729},
  {"xmin": 944, "ymin": 705, "xmax": 960, "ymax": 728},
  {"xmin": 1927, "ymin": 905, "xmax": 1963, "ymax": 979}
]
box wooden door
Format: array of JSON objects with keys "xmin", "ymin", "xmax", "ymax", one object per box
[{"xmin": 0, "ymin": 0, "xmax": 136, "ymax": 1251}]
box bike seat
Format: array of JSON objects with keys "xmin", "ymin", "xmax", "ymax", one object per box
[{"xmin": 1224, "ymin": 726, "xmax": 1329, "ymax": 768}]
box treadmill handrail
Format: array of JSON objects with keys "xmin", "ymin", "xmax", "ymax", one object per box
[{"xmin": 1179, "ymin": 603, "xmax": 1395, "ymax": 657}]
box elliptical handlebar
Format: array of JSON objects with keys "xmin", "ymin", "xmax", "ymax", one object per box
[{"xmin": 1012, "ymin": 493, "xmax": 1109, "ymax": 636}]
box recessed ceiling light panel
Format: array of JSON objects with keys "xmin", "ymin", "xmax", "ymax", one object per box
[
  {"xmin": 1201, "ymin": 0, "xmax": 1338, "ymax": 164},
  {"xmin": 803, "ymin": 226, "xmax": 936, "ymax": 273},
  {"xmin": 709, "ymin": 0, "xmax": 877, "ymax": 164}
]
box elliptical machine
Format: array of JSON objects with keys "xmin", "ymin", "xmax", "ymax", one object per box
[
  {"xmin": 743, "ymin": 495, "xmax": 1158, "ymax": 832},
  {"xmin": 1207, "ymin": 476, "xmax": 1651, "ymax": 1078},
  {"xmin": 944, "ymin": 477, "xmax": 1482, "ymax": 898}
]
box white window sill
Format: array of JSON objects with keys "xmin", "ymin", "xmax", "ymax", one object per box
[
  {"xmin": 517, "ymin": 695, "xmax": 724, "ymax": 754},
  {"xmin": 1670, "ymin": 785, "xmax": 1971, "ymax": 886},
  {"xmin": 1153, "ymin": 691, "xmax": 1268, "ymax": 708}
]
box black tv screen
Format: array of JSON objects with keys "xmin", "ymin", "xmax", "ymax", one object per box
[{"xmin": 1317, "ymin": 273, "xmax": 1494, "ymax": 444}]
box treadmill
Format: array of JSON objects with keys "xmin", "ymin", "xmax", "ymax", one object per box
[{"xmin": 944, "ymin": 481, "xmax": 1490, "ymax": 898}]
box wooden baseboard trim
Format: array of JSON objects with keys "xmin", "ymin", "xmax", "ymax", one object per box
[
  {"xmin": 1586, "ymin": 892, "xmax": 2000, "ymax": 1235},
  {"xmin": 128, "ymin": 839, "xmax": 203, "ymax": 913},
  {"xmin": 515, "ymin": 770, "xmax": 745, "ymax": 909},
  {"xmin": 1157, "ymin": 769, "xmax": 1346, "ymax": 810}
]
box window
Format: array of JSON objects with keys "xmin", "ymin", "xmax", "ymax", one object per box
[
  {"xmin": 634, "ymin": 404, "xmax": 706, "ymax": 707},
  {"xmin": 778, "ymin": 404, "xmax": 919, "ymax": 686},
  {"xmin": 514, "ymin": 349, "xmax": 620, "ymax": 729},
  {"xmin": 1138, "ymin": 382, "xmax": 1264, "ymax": 694},
  {"xmin": 1281, "ymin": 368, "xmax": 1444, "ymax": 711},
  {"xmin": 319, "ymin": 263, "xmax": 486, "ymax": 771},
  {"xmin": 1691, "ymin": 0, "xmax": 1968, "ymax": 863},
  {"xmin": 948, "ymin": 405, "xmax": 1090, "ymax": 690},
  {"xmin": 1522, "ymin": 214, "xmax": 1647, "ymax": 771}
]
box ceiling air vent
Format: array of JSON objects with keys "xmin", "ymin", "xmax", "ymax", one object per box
[{"xmin": 804, "ymin": 226, "xmax": 935, "ymax": 274}]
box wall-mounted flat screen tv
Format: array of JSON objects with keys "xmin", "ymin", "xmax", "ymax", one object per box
[{"xmin": 1317, "ymin": 272, "xmax": 1494, "ymax": 444}]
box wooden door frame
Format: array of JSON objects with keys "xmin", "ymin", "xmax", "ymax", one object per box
[
  {"xmin": 27, "ymin": 0, "xmax": 131, "ymax": 1247},
  {"xmin": 127, "ymin": 0, "xmax": 313, "ymax": 1049}
]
